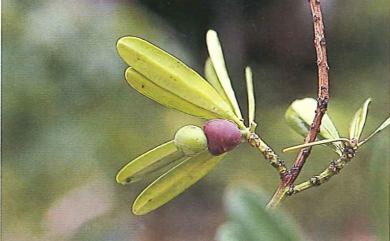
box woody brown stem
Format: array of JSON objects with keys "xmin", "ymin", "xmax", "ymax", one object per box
[{"xmin": 267, "ymin": 0, "xmax": 330, "ymax": 208}]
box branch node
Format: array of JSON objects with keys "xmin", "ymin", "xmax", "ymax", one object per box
[
  {"xmin": 310, "ymin": 176, "xmax": 321, "ymax": 186},
  {"xmin": 343, "ymin": 144, "xmax": 356, "ymax": 159},
  {"xmin": 313, "ymin": 14, "xmax": 320, "ymax": 22},
  {"xmin": 302, "ymin": 148, "xmax": 311, "ymax": 156},
  {"xmin": 329, "ymin": 160, "xmax": 341, "ymax": 174},
  {"xmin": 286, "ymin": 185, "xmax": 296, "ymax": 196},
  {"xmin": 320, "ymin": 37, "xmax": 326, "ymax": 46}
]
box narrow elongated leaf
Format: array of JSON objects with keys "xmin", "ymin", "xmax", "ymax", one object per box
[
  {"xmin": 359, "ymin": 117, "xmax": 390, "ymax": 146},
  {"xmin": 204, "ymin": 58, "xmax": 233, "ymax": 109},
  {"xmin": 132, "ymin": 151, "xmax": 225, "ymax": 215},
  {"xmin": 283, "ymin": 138, "xmax": 350, "ymax": 153},
  {"xmin": 117, "ymin": 37, "xmax": 243, "ymax": 128},
  {"xmin": 245, "ymin": 67, "xmax": 256, "ymax": 129},
  {"xmin": 125, "ymin": 67, "xmax": 231, "ymax": 121},
  {"xmin": 285, "ymin": 98, "xmax": 342, "ymax": 153},
  {"xmin": 206, "ymin": 30, "xmax": 243, "ymax": 121},
  {"xmin": 217, "ymin": 188, "xmax": 303, "ymax": 241},
  {"xmin": 349, "ymin": 98, "xmax": 371, "ymax": 140},
  {"xmin": 116, "ymin": 141, "xmax": 184, "ymax": 184}
]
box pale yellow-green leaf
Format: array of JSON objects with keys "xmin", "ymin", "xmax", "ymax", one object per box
[
  {"xmin": 117, "ymin": 37, "xmax": 243, "ymax": 128},
  {"xmin": 285, "ymin": 98, "xmax": 342, "ymax": 153},
  {"xmin": 359, "ymin": 117, "xmax": 390, "ymax": 146},
  {"xmin": 349, "ymin": 98, "xmax": 371, "ymax": 140},
  {"xmin": 204, "ymin": 58, "xmax": 232, "ymax": 109},
  {"xmin": 245, "ymin": 66, "xmax": 256, "ymax": 129},
  {"xmin": 283, "ymin": 138, "xmax": 350, "ymax": 153},
  {"xmin": 206, "ymin": 30, "xmax": 243, "ymax": 121},
  {"xmin": 132, "ymin": 151, "xmax": 225, "ymax": 215},
  {"xmin": 116, "ymin": 141, "xmax": 184, "ymax": 185},
  {"xmin": 125, "ymin": 67, "xmax": 233, "ymax": 121},
  {"xmin": 286, "ymin": 98, "xmax": 340, "ymax": 139}
]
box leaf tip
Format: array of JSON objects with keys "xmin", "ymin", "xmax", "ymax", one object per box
[
  {"xmin": 115, "ymin": 171, "xmax": 131, "ymax": 185},
  {"xmin": 131, "ymin": 202, "xmax": 145, "ymax": 216},
  {"xmin": 206, "ymin": 29, "xmax": 217, "ymax": 39}
]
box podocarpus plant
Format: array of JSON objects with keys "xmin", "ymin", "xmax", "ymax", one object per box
[{"xmin": 115, "ymin": 1, "xmax": 389, "ymax": 215}]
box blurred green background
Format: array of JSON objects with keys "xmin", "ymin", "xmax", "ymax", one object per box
[{"xmin": 2, "ymin": 0, "xmax": 389, "ymax": 240}]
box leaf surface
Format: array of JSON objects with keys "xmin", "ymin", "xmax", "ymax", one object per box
[
  {"xmin": 206, "ymin": 30, "xmax": 243, "ymax": 121},
  {"xmin": 204, "ymin": 58, "xmax": 232, "ymax": 107},
  {"xmin": 245, "ymin": 66, "xmax": 256, "ymax": 129},
  {"xmin": 349, "ymin": 98, "xmax": 371, "ymax": 140},
  {"xmin": 117, "ymin": 37, "xmax": 243, "ymax": 127},
  {"xmin": 116, "ymin": 141, "xmax": 183, "ymax": 184},
  {"xmin": 285, "ymin": 98, "xmax": 342, "ymax": 153},
  {"xmin": 125, "ymin": 67, "xmax": 234, "ymax": 121},
  {"xmin": 132, "ymin": 151, "xmax": 225, "ymax": 215},
  {"xmin": 216, "ymin": 187, "xmax": 303, "ymax": 241}
]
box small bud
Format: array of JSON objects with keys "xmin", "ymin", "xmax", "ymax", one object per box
[
  {"xmin": 203, "ymin": 119, "xmax": 241, "ymax": 156},
  {"xmin": 174, "ymin": 125, "xmax": 208, "ymax": 156}
]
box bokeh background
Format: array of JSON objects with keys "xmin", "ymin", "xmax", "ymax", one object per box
[{"xmin": 2, "ymin": 0, "xmax": 389, "ymax": 240}]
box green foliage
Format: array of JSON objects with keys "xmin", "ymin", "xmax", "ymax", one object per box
[
  {"xmin": 132, "ymin": 151, "xmax": 225, "ymax": 215},
  {"xmin": 116, "ymin": 31, "xmax": 250, "ymax": 216},
  {"xmin": 204, "ymin": 58, "xmax": 232, "ymax": 108},
  {"xmin": 117, "ymin": 36, "xmax": 243, "ymax": 127},
  {"xmin": 284, "ymin": 98, "xmax": 343, "ymax": 154},
  {"xmin": 348, "ymin": 98, "xmax": 390, "ymax": 146},
  {"xmin": 284, "ymin": 98, "xmax": 389, "ymax": 153},
  {"xmin": 116, "ymin": 140, "xmax": 182, "ymax": 184},
  {"xmin": 2, "ymin": 0, "xmax": 388, "ymax": 240},
  {"xmin": 216, "ymin": 187, "xmax": 303, "ymax": 241},
  {"xmin": 206, "ymin": 30, "xmax": 243, "ymax": 120},
  {"xmin": 349, "ymin": 98, "xmax": 371, "ymax": 140}
]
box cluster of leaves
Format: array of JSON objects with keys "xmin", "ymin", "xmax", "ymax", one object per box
[
  {"xmin": 116, "ymin": 28, "xmax": 390, "ymax": 217},
  {"xmin": 116, "ymin": 30, "xmax": 257, "ymax": 215},
  {"xmin": 284, "ymin": 98, "xmax": 390, "ymax": 155}
]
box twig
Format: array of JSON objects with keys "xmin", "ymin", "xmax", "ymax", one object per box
[
  {"xmin": 286, "ymin": 145, "xmax": 355, "ymax": 195},
  {"xmin": 266, "ymin": 0, "xmax": 330, "ymax": 208},
  {"xmin": 247, "ymin": 133, "xmax": 288, "ymax": 178}
]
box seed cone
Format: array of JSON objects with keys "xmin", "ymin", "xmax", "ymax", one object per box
[
  {"xmin": 174, "ymin": 125, "xmax": 208, "ymax": 156},
  {"xmin": 203, "ymin": 119, "xmax": 241, "ymax": 155}
]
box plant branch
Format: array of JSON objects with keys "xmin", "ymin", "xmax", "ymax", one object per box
[
  {"xmin": 267, "ymin": 0, "xmax": 330, "ymax": 208},
  {"xmin": 286, "ymin": 145, "xmax": 355, "ymax": 195},
  {"xmin": 247, "ymin": 133, "xmax": 288, "ymax": 178}
]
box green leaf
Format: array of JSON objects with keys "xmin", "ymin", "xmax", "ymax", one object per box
[
  {"xmin": 132, "ymin": 151, "xmax": 225, "ymax": 215},
  {"xmin": 125, "ymin": 67, "xmax": 230, "ymax": 124},
  {"xmin": 245, "ymin": 66, "xmax": 256, "ymax": 130},
  {"xmin": 359, "ymin": 117, "xmax": 390, "ymax": 146},
  {"xmin": 216, "ymin": 222, "xmax": 249, "ymax": 241},
  {"xmin": 206, "ymin": 30, "xmax": 243, "ymax": 121},
  {"xmin": 349, "ymin": 98, "xmax": 371, "ymax": 140},
  {"xmin": 116, "ymin": 141, "xmax": 184, "ymax": 184},
  {"xmin": 285, "ymin": 98, "xmax": 342, "ymax": 153},
  {"xmin": 217, "ymin": 187, "xmax": 303, "ymax": 241},
  {"xmin": 117, "ymin": 37, "xmax": 243, "ymax": 128},
  {"xmin": 204, "ymin": 58, "xmax": 232, "ymax": 108},
  {"xmin": 283, "ymin": 138, "xmax": 350, "ymax": 153}
]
